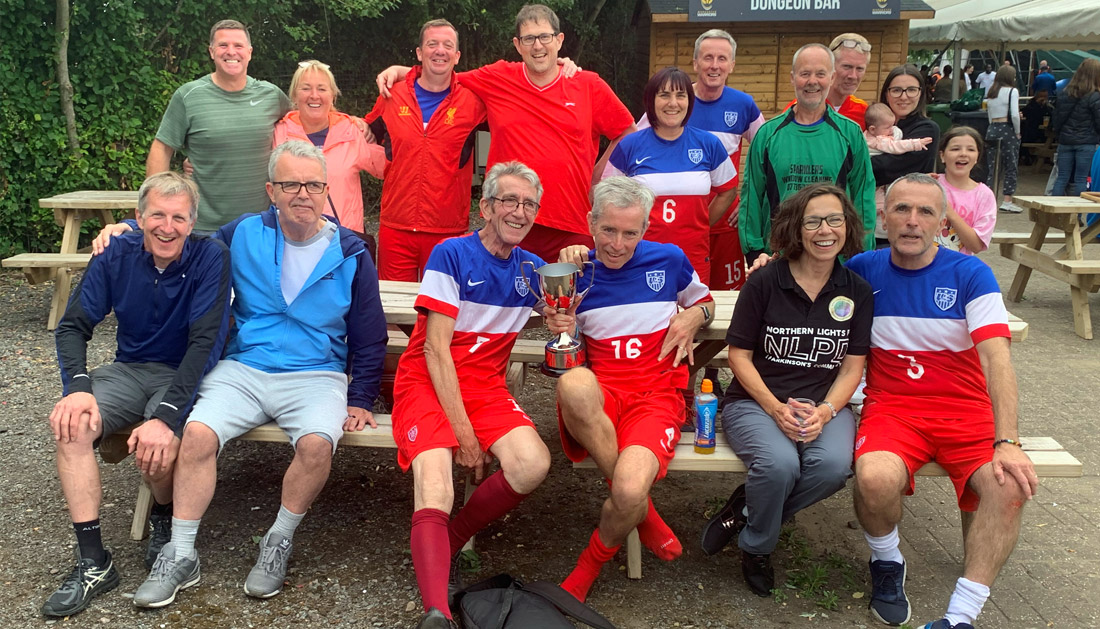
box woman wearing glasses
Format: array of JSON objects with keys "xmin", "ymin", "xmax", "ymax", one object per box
[
  {"xmin": 871, "ymin": 65, "xmax": 940, "ymax": 244},
  {"xmin": 602, "ymin": 67, "xmax": 737, "ymax": 283},
  {"xmin": 274, "ymin": 60, "xmax": 384, "ymax": 233},
  {"xmin": 699, "ymin": 183, "xmax": 872, "ymax": 598}
]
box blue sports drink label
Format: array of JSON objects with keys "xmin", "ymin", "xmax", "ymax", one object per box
[{"xmin": 695, "ymin": 399, "xmax": 717, "ymax": 449}]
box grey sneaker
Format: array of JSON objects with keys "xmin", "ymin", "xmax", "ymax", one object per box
[
  {"xmin": 145, "ymin": 511, "xmax": 172, "ymax": 570},
  {"xmin": 133, "ymin": 542, "xmax": 200, "ymax": 608},
  {"xmin": 244, "ymin": 532, "xmax": 292, "ymax": 598},
  {"xmin": 999, "ymin": 202, "xmax": 1024, "ymax": 213},
  {"xmin": 41, "ymin": 548, "xmax": 120, "ymax": 617}
]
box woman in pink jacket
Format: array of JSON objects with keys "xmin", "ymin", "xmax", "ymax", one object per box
[{"xmin": 274, "ymin": 60, "xmax": 384, "ymax": 233}]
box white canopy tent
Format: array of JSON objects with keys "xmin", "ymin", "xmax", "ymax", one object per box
[{"xmin": 910, "ymin": 0, "xmax": 1100, "ymax": 50}]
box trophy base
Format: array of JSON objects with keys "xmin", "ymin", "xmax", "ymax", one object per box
[{"xmin": 539, "ymin": 363, "xmax": 572, "ymax": 379}]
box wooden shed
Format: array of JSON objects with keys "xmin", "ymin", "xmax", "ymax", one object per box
[{"xmin": 642, "ymin": 0, "xmax": 936, "ymax": 117}]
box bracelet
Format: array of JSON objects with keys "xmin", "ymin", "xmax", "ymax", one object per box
[
  {"xmin": 820, "ymin": 401, "xmax": 838, "ymax": 418},
  {"xmin": 993, "ymin": 438, "xmax": 1023, "ymax": 449}
]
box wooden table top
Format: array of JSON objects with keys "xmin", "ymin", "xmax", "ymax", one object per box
[
  {"xmin": 1013, "ymin": 195, "xmax": 1100, "ymax": 214},
  {"xmin": 38, "ymin": 191, "xmax": 139, "ymax": 210},
  {"xmin": 378, "ymin": 280, "xmax": 738, "ymax": 339}
]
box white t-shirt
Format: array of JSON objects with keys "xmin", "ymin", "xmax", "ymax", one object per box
[{"xmin": 280, "ymin": 220, "xmax": 338, "ymax": 304}]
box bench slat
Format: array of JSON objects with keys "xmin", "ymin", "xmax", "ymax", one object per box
[{"xmin": 2, "ymin": 253, "xmax": 92, "ymax": 268}]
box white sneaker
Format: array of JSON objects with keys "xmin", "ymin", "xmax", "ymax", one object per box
[{"xmin": 999, "ymin": 202, "xmax": 1024, "ymax": 213}]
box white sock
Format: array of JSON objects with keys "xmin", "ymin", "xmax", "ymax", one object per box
[
  {"xmin": 945, "ymin": 577, "xmax": 989, "ymax": 626},
  {"xmin": 269, "ymin": 505, "xmax": 305, "ymax": 541},
  {"xmin": 170, "ymin": 517, "xmax": 201, "ymax": 560},
  {"xmin": 864, "ymin": 526, "xmax": 904, "ymax": 564}
]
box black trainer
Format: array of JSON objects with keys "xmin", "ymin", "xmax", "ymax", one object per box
[
  {"xmin": 700, "ymin": 483, "xmax": 747, "ymax": 556},
  {"xmin": 740, "ymin": 550, "xmax": 774, "ymax": 597},
  {"xmin": 41, "ymin": 549, "xmax": 120, "ymax": 617},
  {"xmin": 868, "ymin": 559, "xmax": 911, "ymax": 626},
  {"xmin": 145, "ymin": 511, "xmax": 172, "ymax": 570},
  {"xmin": 447, "ymin": 551, "xmax": 464, "ymax": 611}
]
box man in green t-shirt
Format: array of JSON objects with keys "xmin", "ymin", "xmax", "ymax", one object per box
[
  {"xmin": 740, "ymin": 43, "xmax": 875, "ymax": 264},
  {"xmin": 147, "ymin": 20, "xmax": 291, "ymax": 232}
]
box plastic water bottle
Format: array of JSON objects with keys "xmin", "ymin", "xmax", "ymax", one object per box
[{"xmin": 694, "ymin": 379, "xmax": 718, "ymax": 454}]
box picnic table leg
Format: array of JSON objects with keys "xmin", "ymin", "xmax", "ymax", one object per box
[
  {"xmin": 1070, "ymin": 285, "xmax": 1094, "ymax": 340},
  {"xmin": 626, "ymin": 528, "xmax": 642, "ymax": 579},
  {"xmin": 460, "ymin": 473, "xmax": 476, "ymax": 553},
  {"xmin": 505, "ymin": 362, "xmax": 525, "ymax": 399},
  {"xmin": 1007, "ymin": 213, "xmax": 1050, "ymax": 302},
  {"xmin": 130, "ymin": 480, "xmax": 154, "ymax": 541},
  {"xmin": 47, "ymin": 268, "xmax": 72, "ymax": 331}
]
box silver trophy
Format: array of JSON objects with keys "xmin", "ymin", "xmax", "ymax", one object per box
[{"xmin": 521, "ymin": 261, "xmax": 595, "ymax": 377}]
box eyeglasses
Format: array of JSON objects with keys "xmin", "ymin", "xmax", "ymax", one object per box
[
  {"xmin": 298, "ymin": 60, "xmax": 331, "ymax": 69},
  {"xmin": 273, "ymin": 181, "xmax": 328, "ymax": 194},
  {"xmin": 491, "ymin": 196, "xmax": 540, "ymax": 214},
  {"xmin": 802, "ymin": 213, "xmax": 846, "ymax": 230},
  {"xmin": 887, "ymin": 86, "xmax": 922, "ymax": 98},
  {"xmin": 831, "ymin": 39, "xmax": 872, "ymax": 53},
  {"xmin": 517, "ymin": 32, "xmax": 557, "ymax": 47}
]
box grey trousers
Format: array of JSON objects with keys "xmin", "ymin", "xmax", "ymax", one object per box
[{"xmin": 721, "ymin": 398, "xmax": 855, "ymax": 554}]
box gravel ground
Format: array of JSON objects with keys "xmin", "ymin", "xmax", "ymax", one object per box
[{"xmin": 1, "ymin": 171, "xmax": 1097, "ymax": 628}]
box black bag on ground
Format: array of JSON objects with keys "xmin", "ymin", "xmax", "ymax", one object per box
[{"xmin": 453, "ymin": 574, "xmax": 617, "ymax": 629}]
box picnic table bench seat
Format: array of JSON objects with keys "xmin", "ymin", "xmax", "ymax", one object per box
[{"xmin": 574, "ymin": 433, "xmax": 1081, "ymax": 579}]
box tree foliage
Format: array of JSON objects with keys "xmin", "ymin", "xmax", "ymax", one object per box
[{"xmin": 0, "ymin": 0, "xmax": 648, "ymax": 255}]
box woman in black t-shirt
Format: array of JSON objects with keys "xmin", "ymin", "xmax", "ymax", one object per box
[{"xmin": 699, "ymin": 184, "xmax": 873, "ymax": 598}]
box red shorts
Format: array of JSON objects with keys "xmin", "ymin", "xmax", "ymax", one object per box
[
  {"xmin": 378, "ymin": 225, "xmax": 465, "ymax": 282},
  {"xmin": 558, "ymin": 384, "xmax": 685, "ymax": 481},
  {"xmin": 392, "ymin": 384, "xmax": 534, "ymax": 471},
  {"xmin": 519, "ymin": 223, "xmax": 594, "ymax": 264},
  {"xmin": 708, "ymin": 230, "xmax": 746, "ymax": 290},
  {"xmin": 854, "ymin": 409, "xmax": 995, "ymax": 511}
]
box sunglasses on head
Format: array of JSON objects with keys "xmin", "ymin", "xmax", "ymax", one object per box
[{"xmin": 831, "ymin": 39, "xmax": 871, "ymax": 53}]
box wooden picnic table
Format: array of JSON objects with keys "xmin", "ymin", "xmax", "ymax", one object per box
[
  {"xmin": 1003, "ymin": 195, "xmax": 1100, "ymax": 339},
  {"xmin": 1, "ymin": 191, "xmax": 133, "ymax": 330}
]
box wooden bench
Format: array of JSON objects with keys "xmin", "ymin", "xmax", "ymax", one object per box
[
  {"xmin": 1, "ymin": 253, "xmax": 91, "ymax": 285},
  {"xmin": 574, "ymin": 433, "xmax": 1081, "ymax": 579},
  {"xmin": 990, "ymin": 230, "xmax": 1063, "ymax": 245}
]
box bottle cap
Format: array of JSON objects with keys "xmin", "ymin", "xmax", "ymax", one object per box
[{"xmin": 700, "ymin": 379, "xmax": 713, "ymax": 393}]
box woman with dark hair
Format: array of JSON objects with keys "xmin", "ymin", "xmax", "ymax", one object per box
[
  {"xmin": 1051, "ymin": 58, "xmax": 1100, "ymax": 196},
  {"xmin": 603, "ymin": 66, "xmax": 737, "ymax": 282},
  {"xmin": 699, "ymin": 183, "xmax": 873, "ymax": 597},
  {"xmin": 984, "ymin": 65, "xmax": 1022, "ymax": 212},
  {"xmin": 872, "ymin": 65, "xmax": 941, "ymax": 243}
]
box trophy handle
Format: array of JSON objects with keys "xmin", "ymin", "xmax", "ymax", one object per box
[
  {"xmin": 520, "ymin": 260, "xmax": 537, "ymax": 299},
  {"xmin": 574, "ymin": 259, "xmax": 596, "ymax": 303}
]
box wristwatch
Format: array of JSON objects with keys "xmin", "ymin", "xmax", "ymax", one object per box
[
  {"xmin": 698, "ymin": 304, "xmax": 711, "ymax": 323},
  {"xmin": 821, "ymin": 400, "xmax": 838, "ymax": 418}
]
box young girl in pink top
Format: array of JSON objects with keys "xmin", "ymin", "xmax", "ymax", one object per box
[{"xmin": 935, "ymin": 126, "xmax": 997, "ymax": 254}]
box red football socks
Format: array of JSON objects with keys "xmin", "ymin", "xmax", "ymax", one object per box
[
  {"xmin": 411, "ymin": 508, "xmax": 452, "ymax": 618},
  {"xmin": 561, "ymin": 528, "xmax": 619, "ymax": 602},
  {"xmin": 605, "ymin": 479, "xmax": 682, "ymax": 561},
  {"xmin": 637, "ymin": 496, "xmax": 682, "ymax": 561},
  {"xmin": 448, "ymin": 470, "xmax": 526, "ymax": 555}
]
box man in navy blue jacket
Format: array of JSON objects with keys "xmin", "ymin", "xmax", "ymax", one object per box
[
  {"xmin": 44, "ymin": 172, "xmax": 232, "ymax": 618},
  {"xmin": 132, "ymin": 141, "xmax": 388, "ymax": 608}
]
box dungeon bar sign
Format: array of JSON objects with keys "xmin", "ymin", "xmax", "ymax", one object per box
[{"xmin": 689, "ymin": 0, "xmax": 900, "ymax": 21}]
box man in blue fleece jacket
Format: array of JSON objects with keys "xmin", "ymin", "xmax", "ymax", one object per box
[
  {"xmin": 44, "ymin": 172, "xmax": 232, "ymax": 618},
  {"xmin": 133, "ymin": 141, "xmax": 388, "ymax": 608}
]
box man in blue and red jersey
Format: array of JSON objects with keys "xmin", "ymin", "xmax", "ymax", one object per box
[
  {"xmin": 365, "ymin": 19, "xmax": 487, "ymax": 281},
  {"xmin": 377, "ymin": 4, "xmax": 635, "ymax": 263},
  {"xmin": 848, "ymin": 174, "xmax": 1037, "ymax": 629},
  {"xmin": 637, "ymin": 29, "xmax": 765, "ymax": 291},
  {"xmin": 393, "ymin": 162, "xmax": 552, "ymax": 629},
  {"xmin": 547, "ymin": 176, "xmax": 715, "ymax": 602}
]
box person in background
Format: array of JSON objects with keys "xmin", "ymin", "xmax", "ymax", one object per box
[
  {"xmin": 1031, "ymin": 61, "xmax": 1057, "ymax": 97},
  {"xmin": 274, "ymin": 60, "xmax": 384, "ymax": 233},
  {"xmin": 932, "ymin": 65, "xmax": 954, "ymax": 103},
  {"xmin": 1051, "ymin": 58, "xmax": 1100, "ymax": 196},
  {"xmin": 934, "ymin": 126, "xmax": 998, "ymax": 254},
  {"xmin": 984, "ymin": 65, "xmax": 1022, "ymax": 213},
  {"xmin": 976, "ymin": 63, "xmax": 996, "ymax": 96}
]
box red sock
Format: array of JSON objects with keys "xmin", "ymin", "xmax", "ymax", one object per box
[
  {"xmin": 411, "ymin": 508, "xmax": 452, "ymax": 618},
  {"xmin": 448, "ymin": 470, "xmax": 527, "ymax": 555},
  {"xmin": 637, "ymin": 496, "xmax": 682, "ymax": 561},
  {"xmin": 606, "ymin": 480, "xmax": 682, "ymax": 561},
  {"xmin": 561, "ymin": 529, "xmax": 619, "ymax": 603}
]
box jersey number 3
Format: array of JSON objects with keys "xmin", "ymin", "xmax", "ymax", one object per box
[{"xmin": 896, "ymin": 353, "xmax": 925, "ymax": 380}]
